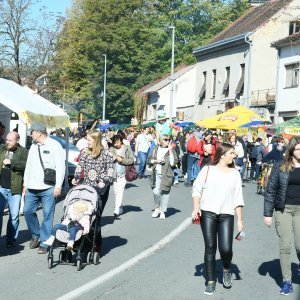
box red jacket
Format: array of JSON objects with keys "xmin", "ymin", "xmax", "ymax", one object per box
[{"xmin": 196, "ymin": 138, "xmax": 217, "ymax": 165}]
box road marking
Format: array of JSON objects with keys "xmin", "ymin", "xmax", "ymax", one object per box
[{"xmin": 56, "ymin": 217, "xmax": 191, "ymax": 300}]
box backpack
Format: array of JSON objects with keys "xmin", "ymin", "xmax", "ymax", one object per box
[
  {"xmin": 249, "ymin": 145, "xmax": 258, "ymax": 159},
  {"xmin": 187, "ymin": 136, "xmax": 198, "ymax": 154}
]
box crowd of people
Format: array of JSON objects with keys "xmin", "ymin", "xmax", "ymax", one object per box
[{"xmin": 0, "ymin": 114, "xmax": 299, "ymax": 297}]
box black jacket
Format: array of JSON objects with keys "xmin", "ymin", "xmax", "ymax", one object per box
[{"xmin": 264, "ymin": 160, "xmax": 289, "ymax": 217}]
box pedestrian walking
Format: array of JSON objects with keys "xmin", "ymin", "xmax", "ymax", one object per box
[
  {"xmin": 197, "ymin": 129, "xmax": 217, "ymax": 169},
  {"xmin": 148, "ymin": 134, "xmax": 178, "ymax": 219},
  {"xmin": 110, "ymin": 134, "xmax": 134, "ymax": 218},
  {"xmin": 264, "ymin": 136, "xmax": 300, "ymax": 296},
  {"xmin": 249, "ymin": 137, "xmax": 265, "ymax": 180},
  {"xmin": 192, "ymin": 143, "xmax": 244, "ymax": 295},
  {"xmin": 135, "ymin": 127, "xmax": 152, "ymax": 178},
  {"xmin": 0, "ymin": 132, "xmax": 28, "ymax": 247},
  {"xmin": 184, "ymin": 126, "xmax": 202, "ymax": 187},
  {"xmin": 228, "ymin": 133, "xmax": 245, "ymax": 177},
  {"xmin": 23, "ymin": 123, "xmax": 65, "ymax": 254},
  {"xmin": 72, "ymin": 129, "xmax": 114, "ymax": 253}
]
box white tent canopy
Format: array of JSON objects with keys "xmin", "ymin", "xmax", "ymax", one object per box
[{"xmin": 0, "ymin": 78, "xmax": 69, "ymax": 130}]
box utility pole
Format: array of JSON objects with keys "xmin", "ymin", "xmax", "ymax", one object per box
[
  {"xmin": 169, "ymin": 26, "xmax": 175, "ymax": 120},
  {"xmin": 102, "ymin": 54, "xmax": 107, "ymax": 121}
]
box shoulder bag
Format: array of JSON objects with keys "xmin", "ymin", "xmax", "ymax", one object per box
[{"xmin": 38, "ymin": 145, "xmax": 56, "ymax": 185}]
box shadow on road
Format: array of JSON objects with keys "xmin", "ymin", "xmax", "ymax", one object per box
[
  {"xmin": 0, "ymin": 229, "xmax": 31, "ymax": 256},
  {"xmin": 194, "ymin": 259, "xmax": 242, "ymax": 284},
  {"xmin": 122, "ymin": 205, "xmax": 143, "ymax": 215},
  {"xmin": 258, "ymin": 259, "xmax": 300, "ymax": 287},
  {"xmin": 167, "ymin": 207, "xmax": 181, "ymax": 217},
  {"xmin": 101, "ymin": 216, "xmax": 115, "ymax": 227},
  {"xmin": 101, "ymin": 235, "xmax": 127, "ymax": 257}
]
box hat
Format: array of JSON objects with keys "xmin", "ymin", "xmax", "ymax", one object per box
[
  {"xmin": 28, "ymin": 122, "xmax": 47, "ymax": 133},
  {"xmin": 157, "ymin": 111, "xmax": 168, "ymax": 121},
  {"xmin": 203, "ymin": 129, "xmax": 212, "ymax": 137}
]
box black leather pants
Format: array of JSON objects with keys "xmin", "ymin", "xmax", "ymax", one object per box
[{"xmin": 200, "ymin": 210, "xmax": 234, "ymax": 281}]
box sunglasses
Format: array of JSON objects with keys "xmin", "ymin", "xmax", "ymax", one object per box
[{"xmin": 163, "ymin": 139, "xmax": 170, "ymax": 141}]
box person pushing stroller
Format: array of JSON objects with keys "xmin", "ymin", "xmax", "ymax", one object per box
[{"xmin": 44, "ymin": 199, "xmax": 93, "ymax": 250}]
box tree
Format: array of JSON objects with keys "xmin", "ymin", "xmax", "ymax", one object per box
[
  {"xmin": 48, "ymin": 0, "xmax": 249, "ymax": 122},
  {"xmin": 0, "ymin": 0, "xmax": 34, "ymax": 84}
]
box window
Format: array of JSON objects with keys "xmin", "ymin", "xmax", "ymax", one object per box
[
  {"xmin": 152, "ymin": 104, "xmax": 157, "ymax": 120},
  {"xmin": 235, "ymin": 64, "xmax": 245, "ymax": 98},
  {"xmin": 223, "ymin": 67, "xmax": 230, "ymax": 97},
  {"xmin": 289, "ymin": 21, "xmax": 300, "ymax": 35},
  {"xmin": 212, "ymin": 69, "xmax": 216, "ymax": 98},
  {"xmin": 285, "ymin": 63, "xmax": 299, "ymax": 88},
  {"xmin": 199, "ymin": 71, "xmax": 206, "ymax": 104}
]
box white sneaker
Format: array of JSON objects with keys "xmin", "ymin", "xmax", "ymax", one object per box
[
  {"xmin": 152, "ymin": 208, "xmax": 161, "ymax": 218},
  {"xmin": 114, "ymin": 206, "xmax": 123, "ymax": 217},
  {"xmin": 160, "ymin": 211, "xmax": 166, "ymax": 219},
  {"xmin": 184, "ymin": 174, "xmax": 187, "ymax": 179},
  {"xmin": 44, "ymin": 235, "xmax": 55, "ymax": 246},
  {"xmin": 67, "ymin": 240, "xmax": 74, "ymax": 250},
  {"xmin": 173, "ymin": 181, "xmax": 179, "ymax": 186}
]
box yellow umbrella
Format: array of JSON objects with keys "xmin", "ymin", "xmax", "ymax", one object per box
[{"xmin": 196, "ymin": 106, "xmax": 266, "ymax": 130}]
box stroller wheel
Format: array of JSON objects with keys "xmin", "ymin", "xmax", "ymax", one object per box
[
  {"xmin": 93, "ymin": 252, "xmax": 100, "ymax": 265},
  {"xmin": 76, "ymin": 259, "xmax": 82, "ymax": 271},
  {"xmin": 48, "ymin": 257, "xmax": 53, "ymax": 269},
  {"xmin": 59, "ymin": 250, "xmax": 65, "ymax": 263},
  {"xmin": 86, "ymin": 252, "xmax": 92, "ymax": 264}
]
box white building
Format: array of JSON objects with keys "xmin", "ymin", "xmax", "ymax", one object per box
[
  {"xmin": 141, "ymin": 64, "xmax": 197, "ymax": 122},
  {"xmin": 193, "ymin": 0, "xmax": 300, "ymax": 123},
  {"xmin": 272, "ymin": 32, "xmax": 300, "ymax": 123}
]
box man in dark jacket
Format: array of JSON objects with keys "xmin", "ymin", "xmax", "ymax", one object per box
[{"xmin": 0, "ymin": 131, "xmax": 28, "ymax": 247}]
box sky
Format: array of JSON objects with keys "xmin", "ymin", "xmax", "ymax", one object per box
[{"xmin": 32, "ymin": 0, "xmax": 73, "ymax": 17}]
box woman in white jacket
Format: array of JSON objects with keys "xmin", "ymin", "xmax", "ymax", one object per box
[{"xmin": 192, "ymin": 143, "xmax": 244, "ymax": 296}]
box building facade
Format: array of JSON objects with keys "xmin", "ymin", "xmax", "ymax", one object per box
[
  {"xmin": 272, "ymin": 32, "xmax": 300, "ymax": 123},
  {"xmin": 193, "ymin": 0, "xmax": 300, "ymax": 123}
]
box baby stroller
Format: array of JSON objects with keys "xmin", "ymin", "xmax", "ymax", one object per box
[{"xmin": 47, "ymin": 184, "xmax": 102, "ymax": 271}]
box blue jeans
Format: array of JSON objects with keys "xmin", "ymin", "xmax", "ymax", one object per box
[
  {"xmin": 138, "ymin": 151, "xmax": 148, "ymax": 177},
  {"xmin": 239, "ymin": 162, "xmax": 246, "ymax": 180},
  {"xmin": 51, "ymin": 223, "xmax": 81, "ymax": 242},
  {"xmin": 0, "ymin": 188, "xmax": 21, "ymax": 242},
  {"xmin": 24, "ymin": 187, "xmax": 55, "ymax": 248},
  {"xmin": 187, "ymin": 154, "xmax": 200, "ymax": 184},
  {"xmin": 173, "ymin": 168, "xmax": 179, "ymax": 183}
]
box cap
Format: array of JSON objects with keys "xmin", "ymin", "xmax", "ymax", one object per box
[
  {"xmin": 203, "ymin": 129, "xmax": 212, "ymax": 137},
  {"xmin": 28, "ymin": 122, "xmax": 47, "ymax": 133},
  {"xmin": 157, "ymin": 110, "xmax": 168, "ymax": 121}
]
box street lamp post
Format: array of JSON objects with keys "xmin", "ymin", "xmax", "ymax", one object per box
[
  {"xmin": 169, "ymin": 26, "xmax": 175, "ymax": 120},
  {"xmin": 102, "ymin": 54, "xmax": 107, "ymax": 121}
]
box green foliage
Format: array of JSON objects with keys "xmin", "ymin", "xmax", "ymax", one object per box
[{"xmin": 48, "ymin": 0, "xmax": 249, "ymax": 122}]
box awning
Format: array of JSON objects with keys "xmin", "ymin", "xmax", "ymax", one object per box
[
  {"xmin": 223, "ymin": 76, "xmax": 229, "ymax": 94},
  {"xmin": 199, "ymin": 82, "xmax": 206, "ymax": 99},
  {"xmin": 235, "ymin": 70, "xmax": 245, "ymax": 94},
  {"xmin": 0, "ymin": 78, "xmax": 70, "ymax": 128}
]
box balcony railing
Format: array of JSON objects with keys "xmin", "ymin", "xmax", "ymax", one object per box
[{"xmin": 251, "ymin": 89, "xmax": 276, "ymax": 106}]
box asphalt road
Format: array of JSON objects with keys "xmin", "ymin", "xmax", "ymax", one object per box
[{"xmin": 0, "ymin": 177, "xmax": 299, "ymax": 300}]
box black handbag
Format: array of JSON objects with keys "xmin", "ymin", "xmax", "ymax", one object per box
[{"xmin": 38, "ymin": 145, "xmax": 56, "ymax": 185}]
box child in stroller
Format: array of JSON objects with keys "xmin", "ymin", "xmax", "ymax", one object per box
[
  {"xmin": 47, "ymin": 185, "xmax": 101, "ymax": 270},
  {"xmin": 44, "ymin": 199, "xmax": 93, "ymax": 250}
]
